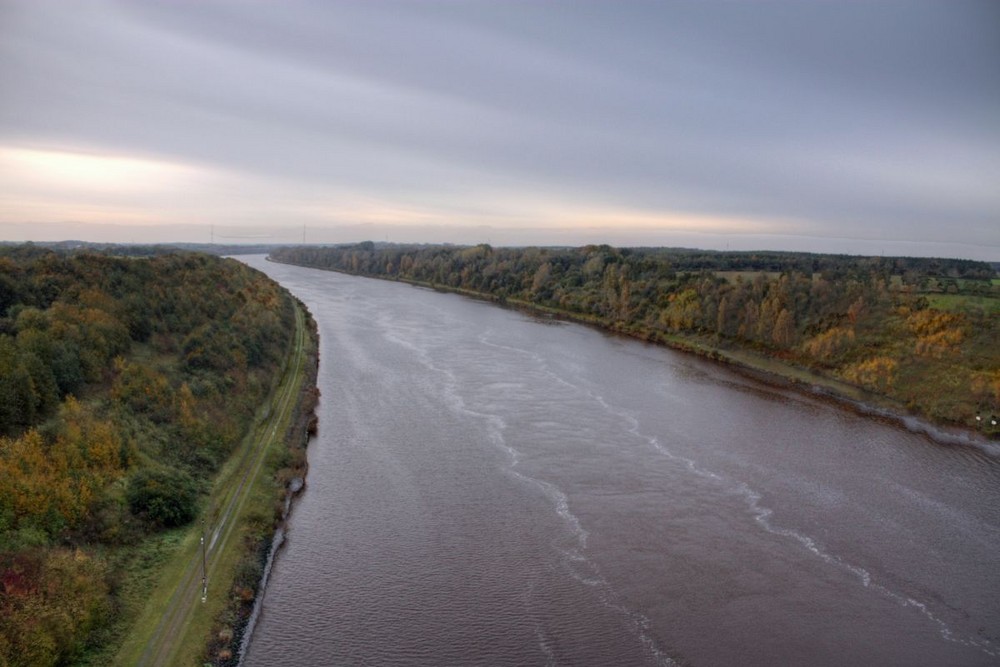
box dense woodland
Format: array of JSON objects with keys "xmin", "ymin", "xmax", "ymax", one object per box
[
  {"xmin": 273, "ymin": 243, "xmax": 999, "ymax": 430},
  {"xmin": 0, "ymin": 247, "xmax": 297, "ymax": 666}
]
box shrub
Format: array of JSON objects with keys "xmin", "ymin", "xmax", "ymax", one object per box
[{"xmin": 126, "ymin": 467, "xmax": 199, "ymax": 528}]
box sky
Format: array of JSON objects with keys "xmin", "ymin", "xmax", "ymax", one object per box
[{"xmin": 0, "ymin": 1, "xmax": 998, "ymax": 259}]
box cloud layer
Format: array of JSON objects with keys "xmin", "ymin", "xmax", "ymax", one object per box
[{"xmin": 1, "ymin": 1, "xmax": 998, "ymax": 257}]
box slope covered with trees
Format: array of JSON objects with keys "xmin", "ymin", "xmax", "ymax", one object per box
[
  {"xmin": 0, "ymin": 247, "xmax": 297, "ymax": 666},
  {"xmin": 272, "ymin": 243, "xmax": 999, "ymax": 432}
]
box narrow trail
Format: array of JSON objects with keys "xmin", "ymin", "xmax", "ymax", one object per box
[{"xmin": 131, "ymin": 304, "xmax": 307, "ymax": 667}]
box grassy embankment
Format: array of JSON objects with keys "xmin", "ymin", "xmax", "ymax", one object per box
[{"xmin": 91, "ymin": 302, "xmax": 315, "ymax": 667}]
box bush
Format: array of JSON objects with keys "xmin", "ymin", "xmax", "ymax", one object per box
[{"xmin": 126, "ymin": 467, "xmax": 199, "ymax": 528}]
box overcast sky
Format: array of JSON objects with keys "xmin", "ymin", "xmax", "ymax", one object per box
[{"xmin": 1, "ymin": 1, "xmax": 998, "ymax": 258}]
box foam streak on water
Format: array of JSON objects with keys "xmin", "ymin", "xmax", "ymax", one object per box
[
  {"xmin": 543, "ymin": 340, "xmax": 998, "ymax": 660},
  {"xmin": 383, "ymin": 321, "xmax": 674, "ymax": 665},
  {"xmin": 478, "ymin": 327, "xmax": 999, "ymax": 662}
]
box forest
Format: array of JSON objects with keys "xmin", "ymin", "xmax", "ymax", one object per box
[
  {"xmin": 0, "ymin": 246, "xmax": 297, "ymax": 666},
  {"xmin": 272, "ymin": 243, "xmax": 999, "ymax": 431}
]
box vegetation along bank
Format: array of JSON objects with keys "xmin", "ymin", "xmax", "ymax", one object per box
[
  {"xmin": 0, "ymin": 245, "xmax": 318, "ymax": 666},
  {"xmin": 271, "ymin": 243, "xmax": 998, "ymax": 437}
]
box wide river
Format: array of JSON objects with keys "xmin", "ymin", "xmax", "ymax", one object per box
[{"xmin": 240, "ymin": 256, "xmax": 1000, "ymax": 666}]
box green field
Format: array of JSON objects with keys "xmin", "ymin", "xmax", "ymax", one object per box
[{"xmin": 925, "ymin": 293, "xmax": 1000, "ymax": 315}]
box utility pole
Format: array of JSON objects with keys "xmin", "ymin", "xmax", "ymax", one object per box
[{"xmin": 201, "ymin": 518, "xmax": 208, "ymax": 603}]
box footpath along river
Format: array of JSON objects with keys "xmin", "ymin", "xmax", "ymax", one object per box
[{"xmin": 240, "ymin": 255, "xmax": 1000, "ymax": 666}]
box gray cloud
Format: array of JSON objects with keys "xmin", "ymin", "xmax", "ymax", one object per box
[{"xmin": 0, "ymin": 0, "xmax": 997, "ymax": 256}]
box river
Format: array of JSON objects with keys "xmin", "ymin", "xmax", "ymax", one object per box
[{"xmin": 239, "ymin": 256, "xmax": 1000, "ymax": 666}]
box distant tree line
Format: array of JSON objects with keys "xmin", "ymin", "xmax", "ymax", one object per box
[
  {"xmin": 1, "ymin": 240, "xmax": 301, "ymax": 258},
  {"xmin": 272, "ymin": 243, "xmax": 999, "ymax": 428},
  {"xmin": 0, "ymin": 247, "xmax": 296, "ymax": 666}
]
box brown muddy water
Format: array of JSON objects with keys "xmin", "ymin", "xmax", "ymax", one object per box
[{"xmin": 240, "ymin": 256, "xmax": 1000, "ymax": 666}]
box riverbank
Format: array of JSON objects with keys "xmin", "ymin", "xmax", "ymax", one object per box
[
  {"xmin": 202, "ymin": 302, "xmax": 320, "ymax": 666},
  {"xmin": 479, "ymin": 289, "xmax": 996, "ymax": 449}
]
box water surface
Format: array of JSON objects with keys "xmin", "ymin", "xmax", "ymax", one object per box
[{"xmin": 242, "ymin": 256, "xmax": 1000, "ymax": 666}]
